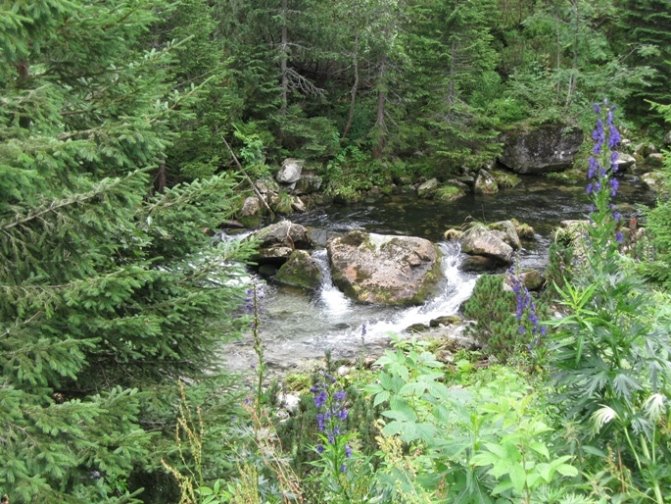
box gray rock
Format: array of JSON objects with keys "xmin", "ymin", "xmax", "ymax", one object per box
[
  {"xmin": 522, "ymin": 270, "xmax": 545, "ymax": 291},
  {"xmin": 277, "ymin": 392, "xmax": 301, "ymax": 413},
  {"xmin": 306, "ymin": 227, "xmax": 329, "ymax": 248},
  {"xmin": 255, "ymin": 178, "xmax": 280, "ymax": 194},
  {"xmin": 460, "ymin": 226, "xmax": 513, "ymax": 265},
  {"xmin": 645, "ymin": 153, "xmax": 664, "ymax": 169},
  {"xmin": 460, "ymin": 254, "xmax": 505, "ymax": 272},
  {"xmin": 417, "ymin": 178, "xmax": 439, "ymax": 198},
  {"xmin": 489, "ymin": 220, "xmax": 522, "ymax": 250},
  {"xmin": 474, "ymin": 170, "xmax": 499, "ymax": 194},
  {"xmin": 240, "ymin": 196, "xmax": 263, "ymax": 217},
  {"xmin": 327, "ymin": 231, "xmax": 441, "ymax": 305},
  {"xmin": 429, "ymin": 315, "xmax": 462, "ymax": 328},
  {"xmin": 633, "ymin": 143, "xmax": 657, "ymax": 158},
  {"xmin": 276, "ymin": 158, "xmax": 304, "ymax": 184},
  {"xmin": 291, "ymin": 196, "xmax": 307, "ymax": 213},
  {"xmin": 275, "ymin": 250, "xmax": 323, "ymax": 290},
  {"xmin": 293, "ymin": 173, "xmax": 323, "ymax": 194},
  {"xmin": 254, "ymin": 220, "xmax": 311, "ymax": 249},
  {"xmin": 499, "ymin": 124, "xmax": 583, "ymax": 174},
  {"xmin": 255, "ymin": 246, "xmax": 294, "ymax": 264},
  {"xmin": 614, "ymin": 153, "xmax": 636, "ymax": 171},
  {"xmin": 641, "ymin": 171, "xmax": 666, "ymax": 192}
]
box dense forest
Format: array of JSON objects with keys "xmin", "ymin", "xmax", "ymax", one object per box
[{"xmin": 1, "ymin": 0, "xmax": 671, "ymax": 503}]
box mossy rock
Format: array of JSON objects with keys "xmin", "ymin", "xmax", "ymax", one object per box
[
  {"xmin": 544, "ymin": 165, "xmax": 584, "ymax": 185},
  {"xmin": 511, "ymin": 218, "xmax": 536, "ymax": 240},
  {"xmin": 522, "ymin": 269, "xmax": 545, "ymax": 291},
  {"xmin": 429, "ymin": 315, "xmax": 463, "ymax": 328},
  {"xmin": 444, "ymin": 228, "xmax": 464, "ymax": 241},
  {"xmin": 268, "ymin": 192, "xmax": 295, "ymax": 214},
  {"xmin": 491, "ymin": 169, "xmax": 521, "ymax": 189},
  {"xmin": 435, "ymin": 184, "xmax": 466, "ymax": 202},
  {"xmin": 327, "ymin": 231, "xmax": 441, "ymax": 305},
  {"xmin": 405, "ymin": 323, "xmax": 430, "ymax": 334},
  {"xmin": 275, "ymin": 250, "xmax": 323, "ymax": 290}
]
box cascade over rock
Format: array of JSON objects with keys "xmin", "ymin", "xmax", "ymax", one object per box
[
  {"xmin": 499, "ymin": 124, "xmax": 583, "ymax": 174},
  {"xmin": 327, "ymin": 230, "xmax": 441, "ymax": 305}
]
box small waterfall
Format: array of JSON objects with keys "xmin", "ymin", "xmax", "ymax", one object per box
[
  {"xmin": 219, "ymin": 233, "xmax": 481, "ymax": 372},
  {"xmin": 329, "ymin": 241, "xmax": 477, "ymax": 343},
  {"xmin": 312, "ymin": 249, "xmax": 351, "ymax": 317}
]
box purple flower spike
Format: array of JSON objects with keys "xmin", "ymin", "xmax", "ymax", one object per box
[
  {"xmin": 587, "ymin": 157, "xmax": 599, "ymax": 179},
  {"xmin": 616, "ymin": 231, "xmax": 624, "ymax": 243},
  {"xmin": 345, "ymin": 445, "xmax": 353, "ymax": 458},
  {"xmin": 610, "ymin": 178, "xmax": 619, "ymax": 197},
  {"xmin": 314, "ymin": 391, "xmax": 327, "ymax": 409}
]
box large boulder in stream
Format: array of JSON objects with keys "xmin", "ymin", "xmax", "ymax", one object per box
[
  {"xmin": 499, "ymin": 124, "xmax": 583, "ymax": 174},
  {"xmin": 460, "ymin": 225, "xmax": 513, "ymax": 266},
  {"xmin": 327, "ymin": 230, "xmax": 441, "ymax": 305}
]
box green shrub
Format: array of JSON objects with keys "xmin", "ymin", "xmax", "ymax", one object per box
[{"xmin": 462, "ymin": 274, "xmax": 528, "ymax": 360}]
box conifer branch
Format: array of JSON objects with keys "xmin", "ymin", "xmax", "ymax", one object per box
[{"xmin": 1, "ymin": 174, "xmax": 136, "ymax": 232}]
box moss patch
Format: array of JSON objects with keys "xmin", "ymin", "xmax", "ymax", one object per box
[
  {"xmin": 491, "ymin": 169, "xmax": 522, "ymax": 189},
  {"xmin": 435, "ymin": 184, "xmax": 466, "ymax": 202}
]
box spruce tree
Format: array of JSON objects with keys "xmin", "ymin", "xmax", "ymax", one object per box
[
  {"xmin": 402, "ymin": 0, "xmax": 501, "ymax": 171},
  {"xmin": 617, "ymin": 0, "xmax": 671, "ymax": 129},
  {"xmin": 0, "ymin": 1, "xmax": 251, "ymax": 500}
]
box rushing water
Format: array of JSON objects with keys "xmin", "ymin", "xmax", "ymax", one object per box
[{"xmin": 221, "ymin": 175, "xmax": 655, "ymax": 374}]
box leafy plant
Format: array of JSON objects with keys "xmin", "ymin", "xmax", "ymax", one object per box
[
  {"xmin": 367, "ymin": 339, "xmax": 580, "ymax": 503},
  {"xmin": 547, "ymin": 102, "xmax": 671, "ymax": 503}
]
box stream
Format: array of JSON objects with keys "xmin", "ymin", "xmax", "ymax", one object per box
[{"xmin": 220, "ymin": 175, "xmax": 655, "ymax": 374}]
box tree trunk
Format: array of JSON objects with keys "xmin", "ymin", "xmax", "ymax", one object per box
[
  {"xmin": 341, "ymin": 34, "xmax": 360, "ymax": 141},
  {"xmin": 155, "ymin": 163, "xmax": 167, "ymax": 193},
  {"xmin": 565, "ymin": 0, "xmax": 579, "ymax": 108},
  {"xmin": 280, "ymin": 0, "xmax": 289, "ymax": 117},
  {"xmin": 373, "ymin": 55, "xmax": 387, "ymax": 158},
  {"xmin": 17, "ymin": 60, "xmax": 31, "ymax": 128}
]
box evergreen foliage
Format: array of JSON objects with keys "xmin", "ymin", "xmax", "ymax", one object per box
[
  {"xmin": 462, "ymin": 274, "xmax": 523, "ymax": 359},
  {"xmin": 617, "ymin": 0, "xmax": 671, "ymax": 130},
  {"xmin": 3, "ymin": 0, "xmax": 671, "ymax": 502},
  {"xmin": 0, "ymin": 1, "xmax": 251, "ymax": 500}
]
